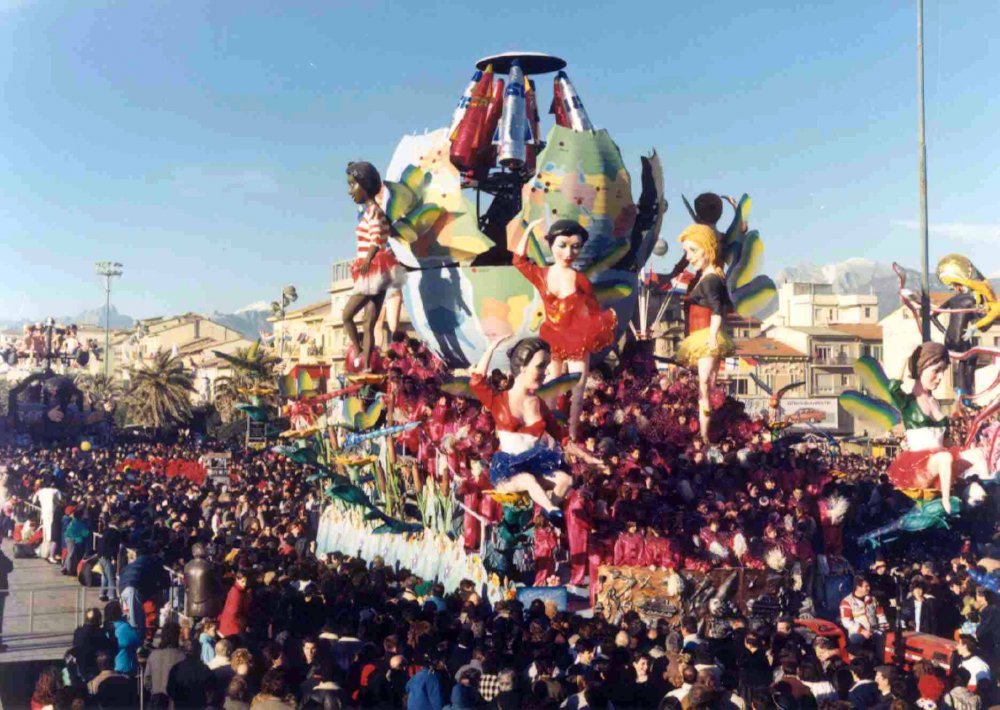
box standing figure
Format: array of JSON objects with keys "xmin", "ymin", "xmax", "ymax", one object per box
[
  {"xmin": 676, "ymin": 224, "xmax": 736, "ymax": 443},
  {"xmin": 885, "ymin": 342, "xmax": 989, "ymax": 513},
  {"xmin": 469, "ymin": 336, "xmax": 600, "ymax": 523},
  {"xmin": 31, "ymin": 479, "xmax": 62, "ymax": 563},
  {"xmin": 934, "ymin": 254, "xmax": 991, "ymax": 404},
  {"xmin": 341, "ymin": 161, "xmax": 403, "ymax": 371},
  {"xmin": 513, "ymin": 219, "xmax": 617, "ymax": 440}
]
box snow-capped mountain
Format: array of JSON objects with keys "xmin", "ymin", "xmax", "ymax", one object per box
[
  {"xmin": 775, "ymin": 259, "xmax": 949, "ymax": 318},
  {"xmin": 207, "ymin": 302, "xmax": 274, "ymax": 339}
]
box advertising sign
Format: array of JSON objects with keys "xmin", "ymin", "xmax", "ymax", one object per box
[{"xmin": 780, "ymin": 398, "xmax": 839, "ymax": 430}]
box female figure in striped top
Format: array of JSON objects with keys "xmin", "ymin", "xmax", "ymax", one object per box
[{"xmin": 342, "ymin": 162, "xmax": 403, "ymax": 370}]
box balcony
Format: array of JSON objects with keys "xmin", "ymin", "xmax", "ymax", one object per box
[
  {"xmin": 813, "ymin": 353, "xmax": 851, "ymax": 367},
  {"xmin": 331, "ymin": 260, "xmax": 353, "ymax": 286}
]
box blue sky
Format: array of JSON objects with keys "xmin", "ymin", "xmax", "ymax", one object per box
[{"xmin": 2, "ymin": 0, "xmax": 998, "ymax": 320}]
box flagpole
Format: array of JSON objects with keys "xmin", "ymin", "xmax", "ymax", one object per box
[{"xmin": 917, "ymin": 0, "xmax": 931, "ymax": 341}]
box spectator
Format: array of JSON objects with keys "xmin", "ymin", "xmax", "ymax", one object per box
[
  {"xmin": 903, "ymin": 579, "xmax": 939, "ymax": 634},
  {"xmin": 105, "ymin": 600, "xmax": 141, "ymax": 675},
  {"xmin": 87, "ymin": 649, "xmax": 132, "ymax": 704},
  {"xmin": 219, "ymin": 570, "xmax": 252, "ymax": 643},
  {"xmin": 0, "ymin": 545, "xmax": 13, "ymax": 651},
  {"xmin": 30, "ymin": 665, "xmax": 62, "ymax": 710},
  {"xmin": 96, "ymin": 515, "xmax": 121, "ymax": 602},
  {"xmin": 118, "ymin": 543, "xmax": 170, "ymax": 639},
  {"xmin": 251, "ymin": 668, "xmax": 295, "ymax": 709},
  {"xmin": 847, "ymin": 657, "xmax": 880, "ymax": 709},
  {"xmin": 943, "ymin": 667, "xmax": 981, "ymax": 710},
  {"xmin": 71, "ymin": 607, "xmax": 114, "ymax": 680},
  {"xmin": 974, "ymin": 587, "xmax": 1000, "ymax": 665},
  {"xmin": 406, "ymin": 651, "xmax": 449, "ymax": 710},
  {"xmin": 167, "ymin": 638, "xmax": 217, "ymax": 709},
  {"xmin": 144, "ymin": 621, "xmax": 185, "ymax": 703},
  {"xmin": 225, "ymin": 675, "xmax": 253, "ymax": 710},
  {"xmin": 953, "ymin": 634, "xmax": 992, "ymax": 694}
]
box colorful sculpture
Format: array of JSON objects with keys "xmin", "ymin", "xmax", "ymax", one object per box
[
  {"xmin": 513, "ymin": 219, "xmax": 617, "ymax": 439},
  {"xmin": 933, "ymin": 254, "xmax": 998, "ymax": 401},
  {"xmin": 468, "ymin": 335, "xmax": 603, "ymax": 523},
  {"xmin": 342, "ymin": 161, "xmax": 405, "ymax": 371},
  {"xmin": 840, "ymin": 345, "xmax": 990, "ymax": 513},
  {"xmin": 676, "ymin": 223, "xmax": 736, "ymax": 443}
]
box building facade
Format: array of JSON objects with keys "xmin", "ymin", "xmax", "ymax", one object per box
[{"xmin": 764, "ymin": 282, "xmax": 879, "ymax": 329}]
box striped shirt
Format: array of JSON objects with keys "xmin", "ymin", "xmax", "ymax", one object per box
[{"xmin": 355, "ymin": 203, "xmax": 391, "ymax": 260}]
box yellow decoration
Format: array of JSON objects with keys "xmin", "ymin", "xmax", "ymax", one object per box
[{"xmin": 80, "ymin": 441, "xmax": 92, "ymax": 452}]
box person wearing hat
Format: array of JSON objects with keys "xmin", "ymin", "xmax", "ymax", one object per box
[{"xmin": 512, "ymin": 218, "xmax": 618, "ymax": 441}]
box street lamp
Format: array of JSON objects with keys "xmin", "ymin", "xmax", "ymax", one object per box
[
  {"xmin": 95, "ymin": 261, "xmax": 123, "ymax": 378},
  {"xmin": 270, "ymin": 284, "xmax": 298, "ymax": 358}
]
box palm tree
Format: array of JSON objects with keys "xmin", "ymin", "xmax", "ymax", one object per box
[
  {"xmin": 212, "ymin": 342, "xmax": 280, "ymax": 423},
  {"xmin": 124, "ymin": 350, "xmax": 195, "ymax": 432},
  {"xmin": 74, "ymin": 372, "xmax": 123, "ymax": 412}
]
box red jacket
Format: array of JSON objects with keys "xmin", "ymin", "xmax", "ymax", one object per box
[{"xmin": 218, "ymin": 581, "xmax": 251, "ymax": 637}]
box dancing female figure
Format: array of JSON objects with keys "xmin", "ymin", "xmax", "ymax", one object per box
[
  {"xmin": 886, "ymin": 342, "xmax": 989, "ymax": 513},
  {"xmin": 513, "ymin": 219, "xmax": 617, "ymax": 440},
  {"xmin": 342, "ymin": 161, "xmax": 403, "ymax": 371},
  {"xmin": 470, "ymin": 336, "xmax": 603, "ymax": 523},
  {"xmin": 676, "ymin": 224, "xmax": 736, "ymax": 443}
]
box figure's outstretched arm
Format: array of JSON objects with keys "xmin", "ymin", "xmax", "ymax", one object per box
[
  {"xmin": 513, "ymin": 218, "xmax": 546, "ymax": 257},
  {"xmin": 471, "ymin": 335, "xmax": 510, "ymax": 377}
]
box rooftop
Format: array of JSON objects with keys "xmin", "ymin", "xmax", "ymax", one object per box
[
  {"xmin": 270, "ymin": 300, "xmax": 331, "ymax": 322},
  {"xmin": 828, "ymin": 324, "xmax": 883, "ymax": 340},
  {"xmin": 734, "ymin": 337, "xmax": 808, "ymax": 358}
]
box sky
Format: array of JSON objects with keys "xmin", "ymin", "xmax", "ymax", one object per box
[{"xmin": 2, "ymin": 0, "xmax": 998, "ymax": 321}]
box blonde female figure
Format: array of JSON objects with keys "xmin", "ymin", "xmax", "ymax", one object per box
[{"xmin": 676, "ymin": 224, "xmax": 736, "ymax": 443}]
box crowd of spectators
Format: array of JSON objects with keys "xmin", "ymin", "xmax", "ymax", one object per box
[{"xmin": 0, "ymin": 342, "xmax": 997, "ymax": 708}]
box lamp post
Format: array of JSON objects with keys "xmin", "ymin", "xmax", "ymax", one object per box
[
  {"xmin": 95, "ymin": 262, "xmax": 123, "ymax": 378},
  {"xmin": 917, "ymin": 0, "xmax": 931, "ymax": 341}
]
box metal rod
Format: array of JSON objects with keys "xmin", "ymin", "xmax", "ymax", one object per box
[
  {"xmin": 28, "ymin": 590, "xmax": 34, "ymax": 633},
  {"xmin": 917, "ymin": 0, "xmax": 931, "ymax": 341}
]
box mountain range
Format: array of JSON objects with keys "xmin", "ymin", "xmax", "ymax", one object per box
[
  {"xmin": 0, "ymin": 302, "xmax": 274, "ymax": 340},
  {"xmin": 773, "ymin": 258, "xmax": 1000, "ymax": 319},
  {"xmin": 3, "ymin": 258, "xmax": 996, "ymax": 334}
]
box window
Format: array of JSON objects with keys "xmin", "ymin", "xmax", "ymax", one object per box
[
  {"xmin": 841, "ymin": 374, "xmax": 851, "ymax": 387},
  {"xmin": 730, "ymin": 378, "xmax": 749, "ymax": 395},
  {"xmin": 814, "ymin": 346, "xmax": 831, "ymax": 363},
  {"xmin": 864, "ymin": 307, "xmax": 872, "ymax": 318}
]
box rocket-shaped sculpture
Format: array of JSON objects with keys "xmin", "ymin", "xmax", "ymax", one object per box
[
  {"xmin": 450, "ymin": 65, "xmax": 494, "ymax": 172},
  {"xmin": 524, "ymin": 78, "xmax": 542, "ymax": 173},
  {"xmin": 495, "ymin": 60, "xmax": 533, "ymax": 169},
  {"xmin": 448, "ymin": 68, "xmax": 484, "ymax": 137},
  {"xmin": 549, "ymin": 78, "xmax": 570, "ymax": 128},
  {"xmin": 554, "ymin": 70, "xmax": 594, "ymax": 132},
  {"xmin": 475, "ymin": 77, "xmax": 505, "ymax": 171}
]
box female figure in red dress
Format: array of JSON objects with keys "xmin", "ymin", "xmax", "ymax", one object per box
[
  {"xmin": 469, "ymin": 335, "xmax": 603, "ymax": 523},
  {"xmin": 513, "ymin": 220, "xmax": 617, "ymax": 441},
  {"xmin": 341, "ymin": 161, "xmax": 404, "ymax": 371},
  {"xmin": 676, "ymin": 224, "xmax": 736, "ymax": 444}
]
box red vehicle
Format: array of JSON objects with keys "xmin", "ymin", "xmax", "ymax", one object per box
[
  {"xmin": 786, "ymin": 408, "xmax": 826, "ymax": 424},
  {"xmin": 795, "ymin": 619, "xmax": 955, "ymax": 674},
  {"xmin": 884, "ymin": 631, "xmax": 956, "ymax": 672}
]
